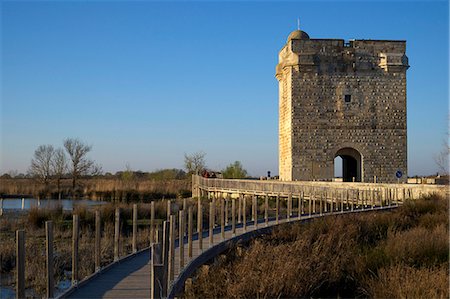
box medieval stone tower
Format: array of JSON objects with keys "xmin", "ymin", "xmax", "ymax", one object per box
[{"xmin": 276, "ymin": 29, "xmax": 409, "ymax": 183}]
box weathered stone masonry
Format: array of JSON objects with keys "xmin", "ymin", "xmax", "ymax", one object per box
[{"xmin": 276, "ymin": 30, "xmax": 409, "ymax": 183}]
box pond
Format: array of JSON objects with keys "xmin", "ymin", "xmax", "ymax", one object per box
[
  {"xmin": 0, "ymin": 287, "xmax": 14, "ymax": 299},
  {"xmin": 0, "ymin": 281, "xmax": 72, "ymax": 299},
  {"xmin": 0, "ymin": 198, "xmax": 107, "ymax": 211}
]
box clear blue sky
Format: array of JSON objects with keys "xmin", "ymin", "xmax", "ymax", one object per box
[{"xmin": 1, "ymin": 1, "xmax": 448, "ymax": 177}]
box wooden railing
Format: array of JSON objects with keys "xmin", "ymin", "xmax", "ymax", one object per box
[
  {"xmin": 150, "ymin": 175, "xmax": 434, "ymax": 298},
  {"xmin": 192, "ymin": 175, "xmax": 447, "ymax": 200},
  {"xmin": 11, "ymin": 203, "xmax": 158, "ymax": 299}
]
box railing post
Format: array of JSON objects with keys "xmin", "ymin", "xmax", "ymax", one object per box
[
  {"xmin": 16, "ymin": 230, "xmax": 25, "ymax": 299},
  {"xmin": 298, "ymin": 194, "xmax": 302, "ymax": 219},
  {"xmin": 114, "ymin": 208, "xmax": 120, "ymax": 261},
  {"xmin": 331, "ymin": 190, "xmax": 334, "ymax": 212},
  {"xmin": 378, "ymin": 188, "xmax": 381, "ymax": 207},
  {"xmin": 95, "ymin": 210, "xmax": 101, "ymax": 271},
  {"xmin": 133, "ymin": 204, "xmax": 138, "ymax": 253},
  {"xmin": 183, "ymin": 198, "xmax": 187, "ymax": 212},
  {"xmin": 251, "ymin": 194, "xmax": 255, "ymax": 221},
  {"xmin": 377, "ymin": 188, "xmax": 381, "ymax": 207},
  {"xmin": 188, "ymin": 207, "xmax": 193, "ymax": 258},
  {"xmin": 253, "ymin": 195, "xmax": 258, "ymax": 228},
  {"xmin": 347, "ymin": 189, "xmax": 350, "ymax": 210},
  {"xmin": 238, "ymin": 194, "xmax": 242, "ymax": 224},
  {"xmin": 324, "ymin": 190, "xmax": 328, "ymax": 213},
  {"xmin": 351, "ymin": 190, "xmax": 355, "ymax": 211},
  {"xmin": 243, "ymin": 195, "xmax": 247, "ymax": 231},
  {"xmin": 329, "ymin": 191, "xmax": 333, "ymax": 214},
  {"xmin": 371, "ymin": 189, "xmax": 375, "ymax": 209},
  {"xmin": 179, "ymin": 210, "xmax": 185, "ymax": 269},
  {"xmin": 46, "ymin": 221, "xmax": 54, "ymax": 299},
  {"xmin": 209, "ymin": 202, "xmax": 214, "ymax": 247},
  {"xmin": 287, "ymin": 193, "xmax": 292, "ymax": 221},
  {"xmin": 198, "ymin": 204, "xmax": 203, "ymax": 251},
  {"xmin": 167, "ymin": 199, "xmax": 171, "ymax": 221},
  {"xmin": 150, "ymin": 243, "xmax": 163, "ymax": 299},
  {"xmin": 168, "ymin": 215, "xmax": 175, "ymax": 287},
  {"xmin": 275, "ymin": 194, "xmax": 279, "ymax": 224},
  {"xmin": 319, "ymin": 191, "xmax": 323, "ymax": 216},
  {"xmin": 232, "ymin": 197, "xmax": 236, "ymax": 236},
  {"xmin": 161, "ymin": 221, "xmax": 169, "ymax": 296},
  {"xmin": 150, "ymin": 201, "xmax": 155, "ymax": 244},
  {"xmin": 385, "ymin": 188, "xmax": 388, "ymax": 206},
  {"xmin": 197, "ymin": 198, "xmax": 202, "ymax": 233},
  {"xmin": 264, "ymin": 194, "xmax": 269, "ymax": 226},
  {"xmin": 72, "ymin": 214, "xmax": 79, "ymax": 285},
  {"xmin": 362, "ymin": 190, "xmax": 365, "ymax": 210},
  {"xmin": 333, "ymin": 190, "xmax": 337, "ymax": 213},
  {"xmin": 212, "ymin": 193, "xmax": 216, "ymax": 227},
  {"xmin": 366, "ymin": 189, "xmax": 369, "ymax": 208},
  {"xmin": 221, "ymin": 196, "xmax": 225, "ymax": 240},
  {"xmin": 225, "ymin": 194, "xmax": 229, "ymax": 226},
  {"xmin": 301, "ymin": 191, "xmax": 305, "ymax": 216},
  {"xmin": 313, "ymin": 191, "xmax": 316, "ymax": 213},
  {"xmin": 308, "ymin": 194, "xmax": 312, "ymax": 216}
]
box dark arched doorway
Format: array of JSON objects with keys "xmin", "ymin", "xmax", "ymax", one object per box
[{"xmin": 334, "ymin": 148, "xmax": 362, "ymax": 182}]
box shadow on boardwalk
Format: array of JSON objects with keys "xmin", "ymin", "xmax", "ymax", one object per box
[{"xmin": 66, "ymin": 249, "xmax": 151, "ymax": 299}]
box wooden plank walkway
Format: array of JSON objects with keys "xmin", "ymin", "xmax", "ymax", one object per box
[
  {"xmin": 62, "ymin": 205, "xmax": 394, "ymax": 299},
  {"xmin": 66, "ymin": 250, "xmax": 152, "ymax": 299}
]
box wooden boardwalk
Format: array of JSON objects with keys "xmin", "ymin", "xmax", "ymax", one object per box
[
  {"xmin": 65, "ymin": 249, "xmax": 152, "ymax": 299},
  {"xmin": 62, "ymin": 204, "xmax": 395, "ymax": 299}
]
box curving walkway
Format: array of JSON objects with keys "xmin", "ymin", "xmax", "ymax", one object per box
[
  {"xmin": 64, "ymin": 249, "xmax": 152, "ymax": 299},
  {"xmin": 60, "ymin": 204, "xmax": 397, "ymax": 299}
]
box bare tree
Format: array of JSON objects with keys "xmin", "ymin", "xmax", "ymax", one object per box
[
  {"xmin": 52, "ymin": 148, "xmax": 67, "ymax": 199},
  {"xmin": 184, "ymin": 151, "xmax": 206, "ymax": 175},
  {"xmin": 434, "ymin": 139, "xmax": 449, "ymax": 175},
  {"xmin": 29, "ymin": 145, "xmax": 55, "ymax": 187},
  {"xmin": 91, "ymin": 163, "xmax": 103, "ymax": 176},
  {"xmin": 64, "ymin": 138, "xmax": 93, "ymax": 191}
]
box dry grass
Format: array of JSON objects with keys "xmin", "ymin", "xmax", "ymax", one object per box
[
  {"xmin": 383, "ymin": 225, "xmax": 448, "ymax": 267},
  {"xmin": 185, "ymin": 194, "xmax": 449, "ymax": 298},
  {"xmin": 186, "ymin": 216, "xmax": 367, "ymax": 298},
  {"xmin": 366, "ymin": 265, "xmax": 449, "ymax": 299}
]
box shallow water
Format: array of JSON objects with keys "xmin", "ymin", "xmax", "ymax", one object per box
[
  {"xmin": 0, "ymin": 287, "xmax": 14, "ymax": 299},
  {"xmin": 0, "ymin": 198, "xmax": 106, "ymax": 211}
]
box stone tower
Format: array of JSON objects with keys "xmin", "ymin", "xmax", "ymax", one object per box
[{"xmin": 276, "ymin": 29, "xmax": 409, "ymax": 183}]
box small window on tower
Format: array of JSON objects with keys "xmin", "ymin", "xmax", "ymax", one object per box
[{"xmin": 344, "ymin": 94, "xmax": 351, "ymax": 103}]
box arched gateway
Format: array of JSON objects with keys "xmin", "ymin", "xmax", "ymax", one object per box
[
  {"xmin": 335, "ymin": 148, "xmax": 362, "ymax": 182},
  {"xmin": 276, "ymin": 29, "xmax": 409, "ymax": 183}
]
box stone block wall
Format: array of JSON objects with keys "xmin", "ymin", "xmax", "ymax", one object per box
[{"xmin": 276, "ymin": 32, "xmax": 409, "ymax": 183}]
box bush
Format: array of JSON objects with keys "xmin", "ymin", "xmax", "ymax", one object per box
[{"xmin": 27, "ymin": 205, "xmax": 63, "ymax": 228}]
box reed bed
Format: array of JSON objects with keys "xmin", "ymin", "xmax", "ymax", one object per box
[
  {"xmin": 185, "ymin": 194, "xmax": 449, "ymax": 298},
  {"xmin": 0, "ymin": 178, "xmax": 191, "ymax": 201}
]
